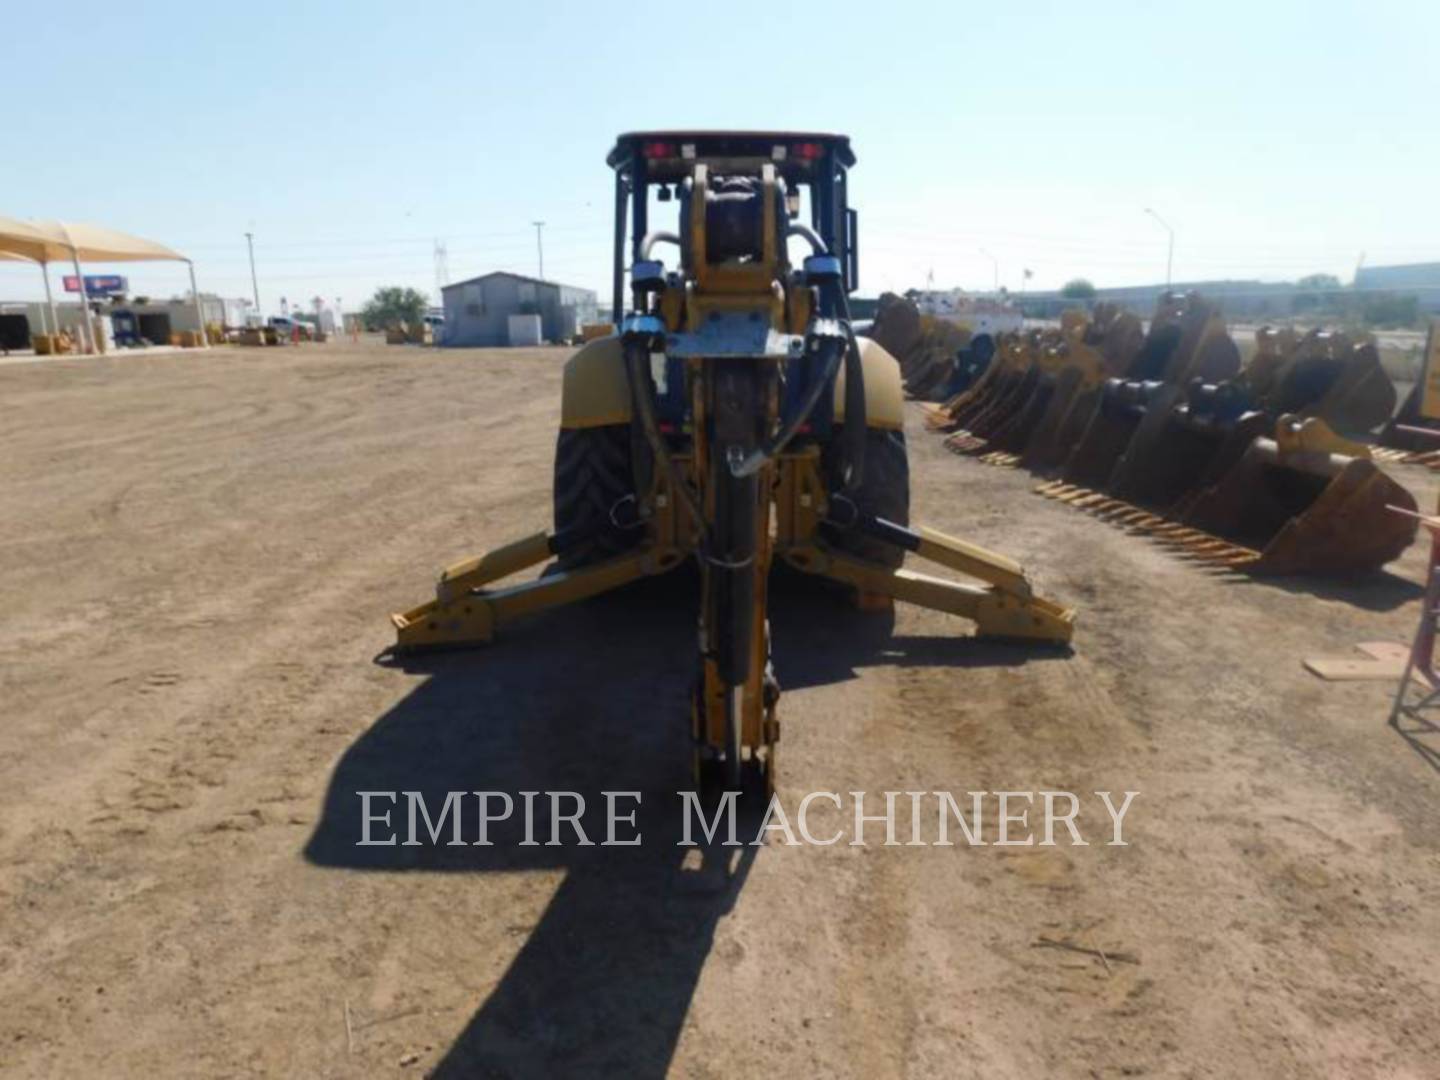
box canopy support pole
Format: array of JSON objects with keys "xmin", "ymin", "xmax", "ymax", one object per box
[
  {"xmin": 69, "ymin": 249, "xmax": 94, "ymax": 354},
  {"xmin": 187, "ymin": 261, "xmax": 204, "ymax": 345},
  {"xmin": 40, "ymin": 261, "xmax": 56, "ymax": 337}
]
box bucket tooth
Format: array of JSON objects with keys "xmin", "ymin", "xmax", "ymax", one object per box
[
  {"xmin": 1221, "ymin": 549, "xmax": 1262, "ymax": 565},
  {"xmin": 1116, "ymin": 510, "xmax": 1159, "ymax": 527}
]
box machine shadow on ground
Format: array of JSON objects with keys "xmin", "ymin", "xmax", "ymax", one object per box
[
  {"xmin": 1234, "ymin": 566, "xmax": 1424, "ymax": 613},
  {"xmin": 305, "ymin": 566, "xmax": 1069, "ymax": 1076}
]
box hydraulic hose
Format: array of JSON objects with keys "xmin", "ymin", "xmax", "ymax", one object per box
[
  {"xmin": 726, "ymin": 333, "xmax": 845, "ymax": 478},
  {"xmin": 639, "ymin": 231, "xmax": 681, "ymax": 260},
  {"xmin": 786, "ymin": 222, "xmax": 828, "ymax": 255},
  {"xmin": 836, "ymin": 285, "xmax": 867, "ymax": 489},
  {"xmin": 723, "ymin": 221, "xmax": 868, "ymax": 482},
  {"xmin": 624, "ymin": 340, "xmax": 706, "ymax": 529},
  {"xmin": 727, "ymin": 282, "xmax": 867, "ymax": 485}
]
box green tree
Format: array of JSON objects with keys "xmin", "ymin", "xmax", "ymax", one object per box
[
  {"xmin": 1359, "ymin": 292, "xmax": 1419, "ymax": 328},
  {"xmin": 1291, "ymin": 273, "xmax": 1342, "ymax": 315},
  {"xmin": 362, "ymin": 286, "xmax": 428, "ymax": 330},
  {"xmin": 1060, "ymin": 278, "xmax": 1096, "ymax": 300}
]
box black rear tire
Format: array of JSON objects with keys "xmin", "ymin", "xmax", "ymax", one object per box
[
  {"xmin": 553, "ymin": 425, "xmax": 643, "ymax": 570},
  {"xmin": 820, "ymin": 427, "xmax": 910, "ymax": 568}
]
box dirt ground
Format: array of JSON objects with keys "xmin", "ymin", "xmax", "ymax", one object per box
[{"xmin": 3, "ymin": 337, "xmax": 1440, "ymax": 1078}]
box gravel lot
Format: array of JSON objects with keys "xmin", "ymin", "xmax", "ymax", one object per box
[{"xmin": 3, "ymin": 337, "xmax": 1439, "ymax": 1078}]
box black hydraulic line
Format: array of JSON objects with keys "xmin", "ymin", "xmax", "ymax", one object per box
[
  {"xmin": 726, "ymin": 221, "xmax": 868, "ymax": 485},
  {"xmin": 826, "ymin": 497, "xmax": 921, "ymax": 551},
  {"xmin": 624, "ymin": 340, "xmax": 706, "ymax": 529},
  {"xmin": 726, "ymin": 333, "xmax": 844, "ymax": 479},
  {"xmin": 786, "ymin": 221, "xmax": 827, "ymax": 255},
  {"xmin": 639, "ymin": 231, "xmax": 680, "ymax": 260},
  {"xmin": 836, "ymin": 286, "xmax": 867, "ymax": 490},
  {"xmin": 547, "ymin": 492, "xmax": 642, "ymax": 558}
]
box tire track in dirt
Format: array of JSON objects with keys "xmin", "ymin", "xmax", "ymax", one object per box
[{"xmin": 7, "ymin": 344, "xmax": 1440, "ymax": 1077}]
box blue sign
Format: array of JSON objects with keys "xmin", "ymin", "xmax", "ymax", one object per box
[{"xmin": 62, "ymin": 274, "xmax": 128, "ymax": 296}]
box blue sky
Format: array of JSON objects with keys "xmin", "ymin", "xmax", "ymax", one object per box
[{"xmin": 3, "ymin": 0, "xmax": 1436, "ymax": 315}]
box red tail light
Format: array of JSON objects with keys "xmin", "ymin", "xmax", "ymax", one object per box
[
  {"xmin": 791, "ymin": 142, "xmax": 825, "ymax": 161},
  {"xmin": 642, "ymin": 141, "xmax": 677, "ymax": 159}
]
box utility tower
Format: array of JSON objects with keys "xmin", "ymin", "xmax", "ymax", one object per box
[{"xmin": 433, "ymin": 239, "xmax": 450, "ymax": 296}]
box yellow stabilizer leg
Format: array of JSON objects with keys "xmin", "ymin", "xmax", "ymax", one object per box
[
  {"xmin": 391, "ymin": 534, "xmax": 684, "ymax": 651},
  {"xmin": 907, "ymin": 524, "xmax": 1032, "ymax": 597},
  {"xmin": 434, "ymin": 532, "xmax": 555, "ymax": 603},
  {"xmin": 784, "ymin": 535, "xmax": 1074, "ymax": 645}
]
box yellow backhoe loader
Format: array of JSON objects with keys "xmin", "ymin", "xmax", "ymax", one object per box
[{"xmin": 390, "ymin": 132, "xmax": 1074, "ymax": 793}]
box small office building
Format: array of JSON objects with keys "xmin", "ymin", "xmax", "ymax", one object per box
[{"xmin": 440, "ymin": 271, "xmax": 599, "ymax": 347}]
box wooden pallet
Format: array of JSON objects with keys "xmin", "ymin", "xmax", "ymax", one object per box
[
  {"xmin": 1034, "ymin": 481, "xmax": 1262, "ymax": 569},
  {"xmin": 1303, "ymin": 641, "xmax": 1409, "ymax": 681}
]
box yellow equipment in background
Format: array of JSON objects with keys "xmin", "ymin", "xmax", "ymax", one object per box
[
  {"xmin": 1421, "ymin": 320, "xmax": 1440, "ymax": 421},
  {"xmin": 31, "ymin": 331, "xmax": 75, "ymax": 355},
  {"xmin": 1378, "ymin": 320, "xmax": 1440, "ymax": 458}
]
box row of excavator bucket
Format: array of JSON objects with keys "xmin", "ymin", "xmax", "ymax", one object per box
[
  {"xmin": 1239, "ymin": 326, "xmax": 1397, "ymax": 432},
  {"xmin": 919, "ymin": 291, "xmax": 1418, "ymax": 577},
  {"xmin": 868, "ymin": 291, "xmax": 975, "ymax": 400},
  {"xmin": 1036, "ymin": 417, "xmax": 1417, "ymax": 574}
]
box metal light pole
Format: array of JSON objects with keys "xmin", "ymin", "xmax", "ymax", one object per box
[
  {"xmin": 244, "ymin": 231, "xmax": 261, "ymax": 315},
  {"xmin": 980, "ymin": 248, "xmax": 999, "ymax": 292},
  {"xmin": 532, "ymin": 220, "xmax": 545, "ymax": 281},
  {"xmin": 1144, "ymin": 208, "xmax": 1174, "ymax": 288}
]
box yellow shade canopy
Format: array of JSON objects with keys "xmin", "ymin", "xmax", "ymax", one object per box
[
  {"xmin": 0, "ymin": 217, "xmax": 55, "ymax": 264},
  {"xmin": 0, "ymin": 216, "xmax": 197, "ymax": 352},
  {"xmin": 0, "ymin": 216, "xmax": 185, "ymax": 263}
]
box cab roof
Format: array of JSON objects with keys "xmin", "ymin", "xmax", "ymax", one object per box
[{"xmin": 607, "ymin": 131, "xmax": 856, "ymax": 173}]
